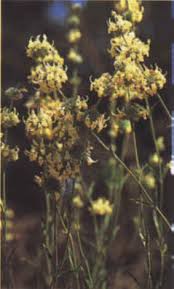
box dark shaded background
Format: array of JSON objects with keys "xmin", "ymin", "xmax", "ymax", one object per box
[{"xmin": 1, "ymin": 1, "xmax": 174, "ymax": 288}]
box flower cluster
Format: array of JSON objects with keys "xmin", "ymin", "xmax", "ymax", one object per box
[
  {"xmin": 90, "ymin": 0, "xmax": 166, "ymax": 139},
  {"xmin": 29, "ymin": 64, "xmax": 67, "ymax": 94},
  {"xmin": 1, "ymin": 108, "xmax": 20, "ymax": 164},
  {"xmin": 27, "ymin": 35, "xmax": 67, "ymax": 93},
  {"xmin": 25, "ymin": 33, "xmax": 104, "ymax": 187},
  {"xmin": 1, "ymin": 142, "xmax": 19, "ymax": 163},
  {"xmin": 1, "ymin": 108, "xmax": 20, "ymax": 128},
  {"xmin": 67, "ymin": 29, "xmax": 81, "ymax": 44},
  {"xmin": 90, "ymin": 73, "xmax": 112, "ymax": 98},
  {"xmin": 115, "ymin": 0, "xmax": 144, "ymax": 23},
  {"xmin": 72, "ymin": 195, "xmax": 84, "ymax": 208},
  {"xmin": 25, "ymin": 109, "xmax": 53, "ymax": 140},
  {"xmin": 68, "ymin": 48, "xmax": 83, "ymax": 64},
  {"xmin": 144, "ymin": 173, "xmax": 156, "ymax": 190},
  {"xmin": 25, "ymin": 104, "xmax": 81, "ymax": 183},
  {"xmin": 27, "ymin": 34, "xmax": 64, "ymax": 64},
  {"xmin": 85, "ymin": 114, "xmax": 108, "ymax": 133},
  {"xmin": 156, "ymin": 136, "xmax": 165, "ymax": 152},
  {"xmin": 90, "ymin": 198, "xmax": 113, "ymax": 216},
  {"xmin": 108, "ymin": 11, "xmax": 132, "ymax": 34}
]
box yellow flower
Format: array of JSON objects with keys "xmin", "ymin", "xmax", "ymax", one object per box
[
  {"xmin": 25, "ymin": 109, "xmax": 53, "ymax": 140},
  {"xmin": 27, "ymin": 35, "xmax": 52, "ymax": 58},
  {"xmin": 127, "ymin": 0, "xmax": 144, "ymax": 23},
  {"xmin": 156, "ymin": 137, "xmax": 165, "ymax": 152},
  {"xmin": 85, "ymin": 114, "xmax": 107, "ymax": 133},
  {"xmin": 110, "ymin": 32, "xmax": 150, "ymax": 63},
  {"xmin": 144, "ymin": 174, "xmax": 156, "ymax": 189},
  {"xmin": 1, "ymin": 142, "xmax": 19, "ymax": 163},
  {"xmin": 149, "ymin": 153, "xmax": 162, "ymax": 166},
  {"xmin": 96, "ymin": 114, "xmax": 108, "ymax": 133},
  {"xmin": 116, "ymin": 0, "xmax": 144, "ymax": 24},
  {"xmin": 144, "ymin": 66, "xmax": 166, "ymax": 96},
  {"xmin": 26, "ymin": 147, "xmax": 38, "ymax": 162},
  {"xmin": 1, "ymin": 107, "xmax": 20, "ymax": 128},
  {"xmin": 119, "ymin": 0, "xmax": 126, "ymax": 10},
  {"xmin": 9, "ymin": 147, "xmax": 19, "ymax": 161},
  {"xmin": 27, "ymin": 34, "xmax": 64, "ymax": 66},
  {"xmin": 108, "ymin": 12, "xmax": 132, "ymax": 34},
  {"xmin": 56, "ymin": 142, "xmax": 63, "ymax": 152},
  {"xmin": 43, "ymin": 53, "xmax": 64, "ymax": 65},
  {"xmin": 90, "ymin": 198, "xmax": 113, "ymax": 216},
  {"xmin": 43, "ymin": 128, "xmax": 53, "ymax": 140},
  {"xmin": 67, "ymin": 49, "xmax": 83, "ymax": 64},
  {"xmin": 90, "ymin": 73, "xmax": 111, "ymax": 98},
  {"xmin": 67, "ymin": 29, "xmax": 81, "ymax": 43},
  {"xmin": 75, "ymin": 96, "xmax": 88, "ymax": 110},
  {"xmin": 29, "ymin": 63, "xmax": 68, "ymax": 93},
  {"xmin": 40, "ymin": 98, "xmax": 64, "ymax": 117},
  {"xmin": 72, "ymin": 195, "xmax": 84, "ymax": 208},
  {"xmin": 27, "ymin": 35, "xmax": 67, "ymax": 94},
  {"xmin": 122, "ymin": 120, "xmax": 132, "ymax": 134}
]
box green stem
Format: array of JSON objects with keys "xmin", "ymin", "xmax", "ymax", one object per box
[
  {"xmin": 91, "ymin": 132, "xmax": 170, "ymax": 230},
  {"xmin": 77, "ymin": 231, "xmax": 93, "ymax": 288},
  {"xmin": 133, "ymin": 126, "xmax": 153, "ymax": 289},
  {"xmin": 2, "ymin": 169, "xmax": 9, "ymax": 288},
  {"xmin": 69, "ymin": 233, "xmax": 80, "ymax": 289},
  {"xmin": 44, "ymin": 191, "xmax": 52, "ymax": 287},
  {"xmin": 147, "ymin": 235, "xmax": 153, "ymax": 289},
  {"xmin": 132, "ymin": 128, "xmax": 141, "ymax": 170},
  {"xmin": 54, "ymin": 200, "xmax": 58, "ymax": 286},
  {"xmin": 157, "ymin": 93, "xmax": 171, "ymax": 119},
  {"xmin": 145, "ymin": 98, "xmax": 163, "ymax": 208},
  {"xmin": 2, "ymin": 170, "xmax": 7, "ymax": 248}
]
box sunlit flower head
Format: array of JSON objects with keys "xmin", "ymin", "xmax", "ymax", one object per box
[{"xmin": 90, "ymin": 198, "xmax": 113, "ymax": 216}]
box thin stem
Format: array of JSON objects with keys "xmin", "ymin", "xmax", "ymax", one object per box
[
  {"xmin": 157, "ymin": 93, "xmax": 171, "ymax": 119},
  {"xmin": 147, "ymin": 234, "xmax": 153, "ymax": 289},
  {"xmin": 159, "ymin": 250, "xmax": 165, "ymax": 289},
  {"xmin": 58, "ymin": 208, "xmax": 73, "ymax": 271},
  {"xmin": 54, "ymin": 200, "xmax": 58, "ymax": 283},
  {"xmin": 77, "ymin": 231, "xmax": 93, "ymax": 288},
  {"xmin": 44, "ymin": 191, "xmax": 52, "ymax": 287},
  {"xmin": 91, "ymin": 132, "xmax": 170, "ymax": 230},
  {"xmin": 145, "ymin": 98, "xmax": 168, "ymax": 288},
  {"xmin": 133, "ymin": 125, "xmax": 153, "ymax": 288},
  {"xmin": 51, "ymin": 196, "xmax": 58, "ymax": 289},
  {"xmin": 2, "ymin": 169, "xmax": 9, "ymax": 288},
  {"xmin": 145, "ymin": 98, "xmax": 163, "ymax": 208},
  {"xmin": 132, "ymin": 128, "xmax": 141, "ymax": 170},
  {"xmin": 2, "ymin": 170, "xmax": 7, "ymax": 248},
  {"xmin": 93, "ymin": 131, "xmax": 152, "ymax": 203},
  {"xmin": 69, "ymin": 233, "xmax": 80, "ymax": 289}
]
